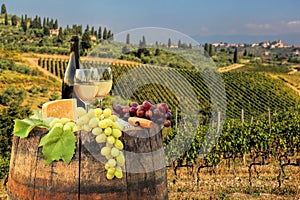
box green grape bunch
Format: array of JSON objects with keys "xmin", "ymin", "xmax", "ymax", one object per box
[{"xmin": 75, "ymin": 107, "xmax": 125, "ymax": 180}]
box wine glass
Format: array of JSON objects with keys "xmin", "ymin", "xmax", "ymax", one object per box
[
  {"xmin": 93, "ymin": 66, "xmax": 113, "ymax": 107},
  {"xmin": 74, "ymin": 69, "xmax": 99, "ymax": 111}
]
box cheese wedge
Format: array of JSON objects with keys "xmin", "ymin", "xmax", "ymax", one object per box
[
  {"xmin": 42, "ymin": 99, "xmax": 77, "ymax": 120},
  {"xmin": 128, "ymin": 117, "xmax": 154, "ymax": 128}
]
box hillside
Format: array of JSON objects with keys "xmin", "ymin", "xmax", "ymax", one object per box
[
  {"xmin": 0, "ymin": 53, "xmax": 61, "ymax": 110},
  {"xmin": 22, "ymin": 53, "xmax": 300, "ymax": 120}
]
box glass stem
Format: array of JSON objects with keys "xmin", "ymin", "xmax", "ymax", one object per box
[
  {"xmin": 85, "ymin": 103, "xmax": 89, "ymax": 112},
  {"xmin": 98, "ymin": 98, "xmax": 103, "ymax": 109}
]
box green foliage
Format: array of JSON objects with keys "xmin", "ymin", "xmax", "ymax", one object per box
[
  {"xmin": 212, "ymin": 51, "xmax": 234, "ymax": 68},
  {"xmin": 121, "ymin": 48, "xmax": 195, "ymax": 70},
  {"xmin": 12, "ymin": 114, "xmax": 77, "ymax": 166},
  {"xmin": 39, "ymin": 126, "xmax": 76, "ymax": 165},
  {"xmin": 81, "ymin": 29, "xmax": 92, "ymax": 53},
  {"xmin": 49, "ymin": 92, "xmax": 60, "ymax": 101},
  {"xmin": 0, "ymin": 154, "xmax": 10, "ymax": 179},
  {"xmin": 13, "ymin": 117, "xmax": 48, "ymax": 138},
  {"xmin": 0, "ymin": 105, "xmax": 31, "ymax": 179},
  {"xmin": 0, "ymin": 86, "xmax": 26, "ymax": 106},
  {"xmin": 163, "ymin": 108, "xmax": 300, "ymax": 180},
  {"xmin": 0, "ymin": 58, "xmax": 39, "ymax": 76}
]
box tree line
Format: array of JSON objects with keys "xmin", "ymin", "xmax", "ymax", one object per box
[{"xmin": 0, "ymin": 3, "xmax": 114, "ymax": 53}]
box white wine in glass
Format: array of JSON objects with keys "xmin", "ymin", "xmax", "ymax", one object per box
[
  {"xmin": 93, "ymin": 66, "xmax": 113, "ymax": 106},
  {"xmin": 74, "ymin": 69, "xmax": 98, "ymax": 111}
]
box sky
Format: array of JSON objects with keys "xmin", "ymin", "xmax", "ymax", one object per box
[{"xmin": 2, "ymin": 0, "xmax": 300, "ymax": 45}]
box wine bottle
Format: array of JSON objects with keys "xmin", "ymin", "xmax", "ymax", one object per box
[{"xmin": 62, "ymin": 35, "xmax": 81, "ymax": 99}]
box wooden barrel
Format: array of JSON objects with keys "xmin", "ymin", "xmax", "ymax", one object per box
[{"xmin": 7, "ymin": 125, "xmax": 168, "ymax": 200}]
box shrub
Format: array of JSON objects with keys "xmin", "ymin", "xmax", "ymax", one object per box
[
  {"xmin": 0, "ymin": 104, "xmax": 31, "ymax": 179},
  {"xmin": 0, "ymin": 86, "xmax": 26, "ymax": 106}
]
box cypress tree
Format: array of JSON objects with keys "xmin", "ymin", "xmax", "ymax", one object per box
[
  {"xmin": 43, "ymin": 26, "xmax": 50, "ymax": 36},
  {"xmin": 178, "ymin": 40, "xmax": 181, "ymax": 48},
  {"xmin": 91, "ymin": 26, "xmax": 95, "ymax": 35},
  {"xmin": 49, "ymin": 19, "xmax": 54, "ymax": 29},
  {"xmin": 77, "ymin": 25, "xmax": 82, "ymax": 35},
  {"xmin": 98, "ymin": 26, "xmax": 102, "ymax": 40},
  {"xmin": 103, "ymin": 27, "xmax": 107, "ymax": 40},
  {"xmin": 21, "ymin": 15, "xmax": 24, "ymax": 25},
  {"xmin": 126, "ymin": 33, "xmax": 130, "ymax": 44},
  {"xmin": 21, "ymin": 15, "xmax": 27, "ymax": 32},
  {"xmin": 208, "ymin": 44, "xmax": 213, "ymax": 56},
  {"xmin": 1, "ymin": 3, "xmax": 7, "ymax": 14},
  {"xmin": 233, "ymin": 47, "xmax": 238, "ymax": 63},
  {"xmin": 42, "ymin": 17, "xmax": 46, "ymax": 28},
  {"xmin": 168, "ymin": 38, "xmax": 171, "ymax": 48},
  {"xmin": 46, "ymin": 17, "xmax": 49, "ymax": 27},
  {"xmin": 38, "ymin": 17, "xmax": 42, "ymax": 28},
  {"xmin": 54, "ymin": 19, "xmax": 58, "ymax": 29},
  {"xmin": 107, "ymin": 30, "xmax": 111, "ymax": 40},
  {"xmin": 85, "ymin": 24, "xmax": 89, "ymax": 32},
  {"xmin": 4, "ymin": 13, "xmax": 8, "ymax": 25},
  {"xmin": 81, "ymin": 29, "xmax": 92, "ymax": 52},
  {"xmin": 57, "ymin": 27, "xmax": 64, "ymax": 43},
  {"xmin": 204, "ymin": 43, "xmax": 209, "ymax": 52},
  {"xmin": 243, "ymin": 49, "xmax": 248, "ymax": 57},
  {"xmin": 11, "ymin": 15, "xmax": 17, "ymax": 26},
  {"xmin": 142, "ymin": 35, "xmax": 146, "ymax": 47}
]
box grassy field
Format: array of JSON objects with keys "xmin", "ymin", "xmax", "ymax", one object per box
[
  {"xmin": 167, "ymin": 159, "xmax": 300, "ymax": 199},
  {"xmin": 1, "ymin": 157, "xmax": 299, "ymax": 200}
]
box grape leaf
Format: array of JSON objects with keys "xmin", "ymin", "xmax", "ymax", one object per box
[
  {"xmin": 30, "ymin": 110, "xmax": 43, "ymax": 120},
  {"xmin": 39, "ymin": 126, "xmax": 77, "ymax": 166},
  {"xmin": 13, "ymin": 118, "xmax": 49, "ymax": 138}
]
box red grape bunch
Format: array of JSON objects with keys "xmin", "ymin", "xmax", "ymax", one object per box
[{"xmin": 113, "ymin": 100, "xmax": 172, "ymax": 127}]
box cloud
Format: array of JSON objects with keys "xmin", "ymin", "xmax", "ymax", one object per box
[
  {"xmin": 287, "ymin": 20, "xmax": 300, "ymax": 26},
  {"xmin": 244, "ymin": 20, "xmax": 300, "ymax": 35},
  {"xmin": 245, "ymin": 23, "xmax": 272, "ymax": 29}
]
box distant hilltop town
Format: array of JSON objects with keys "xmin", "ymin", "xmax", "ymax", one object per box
[{"xmin": 212, "ymin": 40, "xmax": 300, "ymax": 49}]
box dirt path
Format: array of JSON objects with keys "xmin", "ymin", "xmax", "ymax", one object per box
[
  {"xmin": 21, "ymin": 54, "xmax": 62, "ymax": 83},
  {"xmin": 268, "ymin": 73, "xmax": 300, "ymax": 96},
  {"xmin": 218, "ymin": 63, "xmax": 245, "ymax": 72},
  {"xmin": 22, "ymin": 53, "xmax": 142, "ymax": 65},
  {"xmin": 20, "ymin": 53, "xmax": 143, "ymax": 83}
]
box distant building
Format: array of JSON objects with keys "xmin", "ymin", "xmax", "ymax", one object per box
[
  {"xmin": 293, "ymin": 49, "xmax": 299, "ymax": 56},
  {"xmin": 170, "ymin": 44, "xmax": 178, "ymax": 48},
  {"xmin": 260, "ymin": 41, "xmax": 270, "ymax": 48},
  {"xmin": 50, "ymin": 29, "xmax": 59, "ymax": 37},
  {"xmin": 90, "ymin": 35, "xmax": 97, "ymax": 41}
]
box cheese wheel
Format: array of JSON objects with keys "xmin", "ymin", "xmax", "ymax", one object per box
[{"xmin": 42, "ymin": 99, "xmax": 77, "ymax": 120}]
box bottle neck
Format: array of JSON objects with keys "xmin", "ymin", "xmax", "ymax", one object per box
[{"xmin": 70, "ymin": 37, "xmax": 80, "ymax": 69}]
